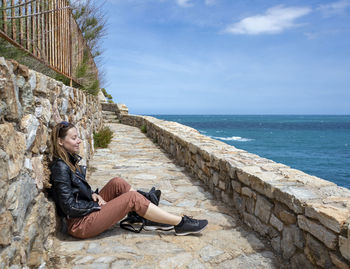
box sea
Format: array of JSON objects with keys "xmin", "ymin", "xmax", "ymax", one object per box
[{"xmin": 150, "ymin": 115, "xmax": 350, "ymax": 190}]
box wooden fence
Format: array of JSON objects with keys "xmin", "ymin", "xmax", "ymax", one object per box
[{"xmin": 0, "ymin": 0, "xmax": 97, "ymax": 85}]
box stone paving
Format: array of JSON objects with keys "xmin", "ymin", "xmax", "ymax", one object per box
[{"xmin": 51, "ymin": 123, "xmax": 288, "ymax": 269}]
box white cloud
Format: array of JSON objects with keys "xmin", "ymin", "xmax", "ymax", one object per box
[
  {"xmin": 318, "ymin": 0, "xmax": 350, "ymax": 16},
  {"xmin": 225, "ymin": 5, "xmax": 312, "ymax": 35},
  {"xmin": 205, "ymin": 0, "xmax": 216, "ymax": 6},
  {"xmin": 176, "ymin": 0, "xmax": 192, "ymax": 7},
  {"xmin": 175, "ymin": 0, "xmax": 215, "ymax": 7}
]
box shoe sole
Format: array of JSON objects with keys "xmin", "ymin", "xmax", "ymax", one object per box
[
  {"xmin": 175, "ymin": 224, "xmax": 208, "ymax": 236},
  {"xmin": 143, "ymin": 226, "xmax": 174, "ymax": 231}
]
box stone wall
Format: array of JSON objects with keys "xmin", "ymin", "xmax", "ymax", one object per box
[
  {"xmin": 121, "ymin": 114, "xmax": 350, "ymax": 269},
  {"xmin": 0, "ymin": 57, "xmax": 103, "ymax": 268}
]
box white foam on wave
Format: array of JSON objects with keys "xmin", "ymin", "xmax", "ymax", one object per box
[{"xmin": 210, "ymin": 136, "xmax": 253, "ymax": 142}]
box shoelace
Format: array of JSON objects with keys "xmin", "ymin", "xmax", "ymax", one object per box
[{"xmin": 183, "ymin": 215, "xmax": 197, "ymax": 223}]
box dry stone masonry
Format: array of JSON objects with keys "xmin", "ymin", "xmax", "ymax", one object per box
[
  {"xmin": 0, "ymin": 57, "xmax": 103, "ymax": 268},
  {"xmin": 120, "ymin": 114, "xmax": 350, "ymax": 269}
]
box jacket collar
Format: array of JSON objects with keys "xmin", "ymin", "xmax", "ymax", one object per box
[{"xmin": 69, "ymin": 153, "xmax": 82, "ymax": 165}]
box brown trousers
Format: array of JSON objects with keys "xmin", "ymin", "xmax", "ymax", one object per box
[{"xmin": 67, "ymin": 177, "xmax": 150, "ymax": 239}]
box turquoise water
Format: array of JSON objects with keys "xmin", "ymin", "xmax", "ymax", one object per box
[{"xmin": 151, "ymin": 115, "xmax": 350, "ymax": 189}]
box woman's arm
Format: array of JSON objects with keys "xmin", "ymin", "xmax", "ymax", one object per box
[{"xmin": 51, "ymin": 161, "xmax": 101, "ymax": 218}]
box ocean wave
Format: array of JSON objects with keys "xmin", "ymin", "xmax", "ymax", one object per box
[{"xmin": 210, "ymin": 136, "xmax": 253, "ymax": 142}]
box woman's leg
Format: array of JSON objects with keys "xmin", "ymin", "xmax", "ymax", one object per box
[
  {"xmin": 68, "ymin": 190, "xmax": 151, "ymax": 238},
  {"xmin": 143, "ymin": 203, "xmax": 181, "ymax": 225},
  {"xmin": 98, "ymin": 177, "xmax": 135, "ymax": 201}
]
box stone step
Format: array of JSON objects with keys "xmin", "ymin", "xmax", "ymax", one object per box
[
  {"xmin": 102, "ymin": 114, "xmax": 118, "ymax": 119},
  {"xmin": 102, "ymin": 111, "xmax": 117, "ymax": 115}
]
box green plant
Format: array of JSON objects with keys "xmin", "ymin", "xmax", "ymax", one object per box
[
  {"xmin": 140, "ymin": 125, "xmax": 147, "ymax": 133},
  {"xmin": 93, "ymin": 126, "xmax": 113, "ymax": 148}
]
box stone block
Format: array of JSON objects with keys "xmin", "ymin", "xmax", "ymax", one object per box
[
  {"xmin": 212, "ymin": 171, "xmax": 219, "ymax": 186},
  {"xmin": 19, "ymin": 78, "xmax": 34, "ymax": 114},
  {"xmin": 32, "ymin": 156, "xmax": 44, "ymax": 190},
  {"xmin": 34, "ymin": 73, "xmax": 48, "ymax": 96},
  {"xmin": 271, "ymin": 236, "xmax": 281, "ymax": 253},
  {"xmin": 305, "ymin": 233, "xmax": 333, "ymax": 268},
  {"xmin": 329, "ymin": 252, "xmax": 350, "ymax": 269},
  {"xmin": 0, "ymin": 57, "xmax": 22, "ymax": 121},
  {"xmin": 281, "ymin": 227, "xmax": 296, "ymax": 259},
  {"xmin": 6, "ymin": 174, "xmax": 38, "ymax": 232},
  {"xmin": 218, "ymin": 180, "xmax": 226, "ymax": 190},
  {"xmin": 32, "ymin": 124, "xmax": 48, "ymax": 154},
  {"xmin": 243, "ymin": 212, "xmax": 270, "ymax": 237},
  {"xmin": 254, "ymin": 195, "xmax": 273, "ymax": 224},
  {"xmin": 20, "ymin": 114, "xmax": 40, "ymax": 151},
  {"xmin": 339, "ymin": 232, "xmax": 350, "ymax": 262},
  {"xmin": 34, "ymin": 98, "xmax": 52, "ymax": 125},
  {"xmin": 0, "ymin": 211, "xmax": 14, "ymax": 246},
  {"xmin": 231, "ymin": 180, "xmax": 241, "ymax": 193},
  {"xmin": 0, "ymin": 123, "xmax": 26, "ymax": 180},
  {"xmin": 290, "ymin": 253, "xmax": 315, "ymax": 269},
  {"xmin": 23, "ymin": 193, "xmax": 56, "ymax": 266},
  {"xmin": 244, "ymin": 196, "xmax": 255, "ymax": 214},
  {"xmin": 233, "ymin": 191, "xmax": 245, "ymax": 214},
  {"xmin": 305, "ymin": 203, "xmax": 349, "ymax": 234},
  {"xmin": 274, "ymin": 202, "xmax": 297, "ymax": 224},
  {"xmin": 298, "ymin": 215, "xmax": 337, "ymax": 249},
  {"xmin": 270, "ymin": 214, "xmax": 284, "ymax": 232},
  {"xmin": 242, "ymin": 187, "xmax": 255, "ymax": 198},
  {"xmin": 274, "ymin": 185, "xmax": 319, "ymax": 214}
]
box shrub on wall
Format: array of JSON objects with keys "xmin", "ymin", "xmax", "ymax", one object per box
[{"xmin": 93, "ymin": 126, "xmax": 113, "ymax": 148}]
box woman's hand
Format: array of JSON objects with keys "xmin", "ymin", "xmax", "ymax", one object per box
[{"xmin": 92, "ymin": 193, "xmax": 106, "ymax": 206}]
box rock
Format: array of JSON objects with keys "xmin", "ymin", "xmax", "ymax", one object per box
[
  {"xmin": 22, "ymin": 193, "xmax": 56, "ymax": 261},
  {"xmin": 136, "ymin": 240, "xmax": 184, "ymax": 255},
  {"xmin": 19, "ymin": 76, "xmax": 35, "ymax": 114},
  {"xmin": 34, "ymin": 73, "xmax": 48, "ymax": 96},
  {"xmin": 271, "ymin": 236, "xmax": 281, "ymax": 253},
  {"xmin": 339, "ymin": 228, "xmax": 350, "ymax": 262},
  {"xmin": 254, "ymin": 195, "xmax": 273, "ymax": 224},
  {"xmin": 329, "ymin": 252, "xmax": 350, "ymax": 269},
  {"xmin": 290, "ymin": 253, "xmax": 315, "ymax": 269},
  {"xmin": 242, "ymin": 187, "xmax": 254, "ymax": 198},
  {"xmin": 159, "ymin": 252, "xmax": 193, "ymax": 269},
  {"xmin": 97, "ymin": 89, "xmax": 107, "ymax": 103},
  {"xmin": 305, "ymin": 203, "xmax": 348, "ymax": 233},
  {"xmin": 17, "ymin": 64, "xmax": 29, "ymax": 78},
  {"xmin": 218, "ymin": 252, "xmax": 277, "ymax": 269},
  {"xmin": 6, "ymin": 174, "xmax": 38, "ymax": 232},
  {"xmin": 0, "ymin": 211, "xmax": 14, "ymax": 246},
  {"xmin": 199, "ymin": 245, "xmax": 224, "ymax": 262},
  {"xmin": 274, "ymin": 185, "xmax": 319, "ymax": 214},
  {"xmin": 20, "ymin": 114, "xmax": 40, "ymax": 151},
  {"xmin": 32, "ymin": 156, "xmax": 44, "ymax": 190},
  {"xmin": 305, "ymin": 233, "xmax": 333, "ymax": 268},
  {"xmin": 0, "ymin": 57, "xmax": 22, "ymax": 121},
  {"xmin": 274, "ymin": 203, "xmax": 297, "ymax": 224},
  {"xmin": 31, "ymin": 124, "xmax": 48, "ymax": 154},
  {"xmin": 298, "ymin": 215, "xmax": 337, "ymax": 250},
  {"xmin": 270, "ymin": 214, "xmax": 284, "ymax": 232},
  {"xmin": 281, "ymin": 226, "xmax": 296, "ymax": 259},
  {"xmin": 231, "ymin": 180, "xmax": 241, "ymax": 193},
  {"xmin": 0, "ymin": 123, "xmax": 26, "ymax": 180}
]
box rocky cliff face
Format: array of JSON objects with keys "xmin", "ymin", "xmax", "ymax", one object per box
[{"xmin": 0, "ymin": 57, "xmax": 103, "ymax": 268}]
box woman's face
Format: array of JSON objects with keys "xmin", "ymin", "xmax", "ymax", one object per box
[{"xmin": 59, "ymin": 127, "xmax": 81, "ymax": 154}]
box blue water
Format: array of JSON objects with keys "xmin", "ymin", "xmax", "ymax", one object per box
[{"xmin": 151, "ymin": 115, "xmax": 350, "ymax": 189}]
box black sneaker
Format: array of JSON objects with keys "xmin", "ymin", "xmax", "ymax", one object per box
[
  {"xmin": 143, "ymin": 219, "xmax": 174, "ymax": 231},
  {"xmin": 174, "ymin": 215, "xmax": 208, "ymax": 236}
]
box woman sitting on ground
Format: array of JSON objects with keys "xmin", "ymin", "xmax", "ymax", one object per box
[{"xmin": 49, "ymin": 121, "xmax": 208, "ymax": 239}]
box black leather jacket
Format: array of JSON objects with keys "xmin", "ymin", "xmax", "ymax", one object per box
[{"xmin": 50, "ymin": 154, "xmax": 100, "ymax": 219}]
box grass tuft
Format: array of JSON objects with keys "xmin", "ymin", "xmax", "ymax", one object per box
[{"xmin": 93, "ymin": 126, "xmax": 113, "ymax": 148}]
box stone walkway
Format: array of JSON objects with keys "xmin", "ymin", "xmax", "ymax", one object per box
[{"xmin": 52, "ymin": 123, "xmax": 287, "ymax": 269}]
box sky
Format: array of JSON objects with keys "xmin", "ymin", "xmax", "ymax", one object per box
[{"xmin": 101, "ymin": 0, "xmax": 350, "ymax": 115}]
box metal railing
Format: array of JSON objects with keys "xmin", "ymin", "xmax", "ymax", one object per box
[{"xmin": 0, "ymin": 0, "xmax": 97, "ymax": 85}]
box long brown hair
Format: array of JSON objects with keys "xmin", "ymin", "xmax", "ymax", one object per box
[{"xmin": 51, "ymin": 121, "xmax": 80, "ymax": 172}]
